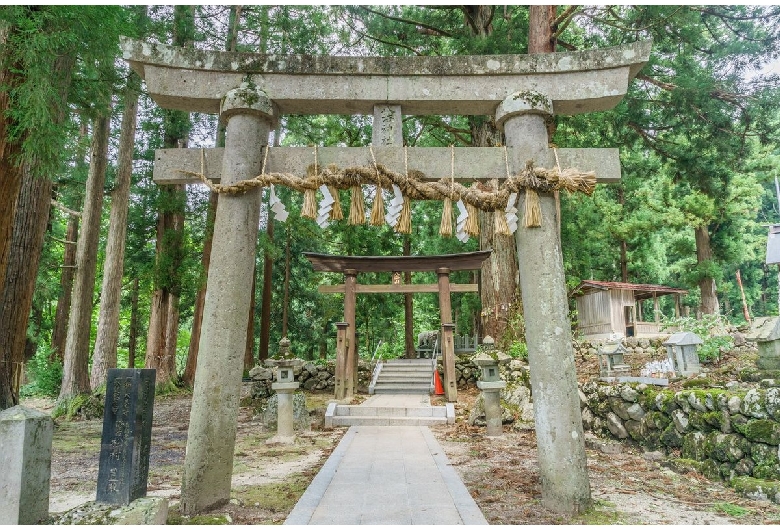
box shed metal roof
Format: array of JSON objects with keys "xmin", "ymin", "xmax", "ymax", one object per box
[{"xmin": 573, "ymin": 280, "xmax": 687, "ymax": 301}]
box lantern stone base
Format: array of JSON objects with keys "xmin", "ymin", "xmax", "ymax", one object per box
[
  {"xmin": 477, "ymin": 381, "xmax": 506, "ymax": 437},
  {"xmin": 268, "ymin": 382, "xmax": 300, "ymax": 445}
]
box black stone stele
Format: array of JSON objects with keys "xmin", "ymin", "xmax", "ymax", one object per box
[{"xmin": 96, "ymin": 369, "xmax": 156, "ymax": 505}]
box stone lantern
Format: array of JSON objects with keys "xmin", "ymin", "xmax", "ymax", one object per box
[
  {"xmin": 597, "ymin": 340, "xmax": 630, "ymax": 378},
  {"xmin": 267, "ymin": 337, "xmax": 300, "ymax": 444},
  {"xmin": 472, "ymin": 336, "xmax": 511, "ymax": 437},
  {"xmin": 663, "ymin": 332, "xmax": 703, "ymax": 377}
]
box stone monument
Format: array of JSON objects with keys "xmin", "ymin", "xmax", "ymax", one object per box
[
  {"xmin": 96, "ymin": 368, "xmax": 155, "ymax": 505},
  {"xmin": 746, "ymin": 316, "xmax": 780, "ymax": 370},
  {"xmin": 0, "ymin": 406, "xmax": 53, "ymax": 524}
]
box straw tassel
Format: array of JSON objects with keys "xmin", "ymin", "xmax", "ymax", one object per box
[
  {"xmin": 301, "ymin": 188, "xmax": 317, "ymax": 219},
  {"xmin": 348, "ymin": 185, "xmax": 365, "ymax": 225},
  {"xmin": 523, "ymin": 188, "xmax": 542, "ymax": 228},
  {"xmin": 465, "ymin": 202, "xmax": 479, "ymax": 237},
  {"xmin": 439, "ymin": 197, "xmax": 453, "ymax": 238},
  {"xmin": 370, "ymin": 186, "xmax": 385, "ymax": 226},
  {"xmin": 329, "ymin": 186, "xmax": 343, "ymax": 220},
  {"xmin": 494, "ymin": 209, "xmax": 510, "ymax": 236},
  {"xmin": 395, "ymin": 195, "xmax": 412, "ymax": 234}
]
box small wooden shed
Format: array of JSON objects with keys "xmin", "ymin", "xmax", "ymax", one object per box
[{"xmin": 572, "ymin": 280, "xmax": 688, "ymax": 340}]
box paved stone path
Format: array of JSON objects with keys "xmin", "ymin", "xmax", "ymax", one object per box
[{"xmin": 285, "ymin": 397, "xmax": 487, "ymax": 525}]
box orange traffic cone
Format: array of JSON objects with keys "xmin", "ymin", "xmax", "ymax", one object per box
[{"xmin": 434, "ymin": 370, "xmax": 445, "ymax": 395}]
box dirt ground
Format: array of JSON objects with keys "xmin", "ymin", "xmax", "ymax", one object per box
[{"xmin": 29, "ymin": 354, "xmax": 780, "ymax": 525}]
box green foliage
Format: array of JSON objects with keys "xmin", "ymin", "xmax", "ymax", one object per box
[
  {"xmin": 714, "ymin": 502, "xmax": 751, "ymax": 518},
  {"xmin": 20, "ymin": 348, "xmax": 63, "ymax": 398},
  {"xmin": 662, "ymin": 314, "xmax": 735, "ymax": 362},
  {"xmin": 507, "ymin": 341, "xmax": 528, "ymax": 361}
]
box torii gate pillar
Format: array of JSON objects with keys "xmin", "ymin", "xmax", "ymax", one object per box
[
  {"xmin": 180, "ymin": 84, "xmax": 275, "ymax": 515},
  {"xmin": 497, "ymin": 93, "xmax": 591, "ymax": 513}
]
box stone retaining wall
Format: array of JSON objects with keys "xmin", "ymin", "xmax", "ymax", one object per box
[{"xmin": 580, "ymin": 379, "xmax": 780, "ymax": 493}]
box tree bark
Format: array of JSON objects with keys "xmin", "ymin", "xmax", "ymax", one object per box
[
  {"xmin": 51, "ymin": 214, "xmax": 79, "ymax": 362},
  {"xmin": 183, "ymin": 191, "xmax": 217, "ymax": 387},
  {"xmin": 144, "ymin": 189, "xmax": 185, "ymax": 387},
  {"xmin": 90, "ymin": 74, "xmax": 140, "ymax": 390},
  {"xmin": 403, "ymin": 235, "xmax": 415, "ymax": 358},
  {"xmin": 59, "ymin": 114, "xmax": 111, "ymax": 402},
  {"xmin": 0, "ymin": 169, "xmax": 53, "ymax": 409},
  {"xmin": 282, "ymin": 224, "xmax": 291, "ymax": 338},
  {"xmin": 259, "ymin": 201, "xmax": 274, "ymax": 359},
  {"xmin": 128, "ymin": 277, "xmax": 140, "ymax": 369},
  {"xmin": 695, "ymin": 225, "xmax": 720, "ymax": 315}
]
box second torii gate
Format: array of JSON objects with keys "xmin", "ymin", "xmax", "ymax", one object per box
[
  {"xmin": 304, "ymin": 250, "xmax": 491, "ymax": 403},
  {"xmin": 120, "ymin": 36, "xmax": 651, "ymax": 514}
]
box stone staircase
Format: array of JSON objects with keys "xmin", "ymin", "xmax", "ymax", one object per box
[
  {"xmin": 324, "ymin": 394, "xmax": 454, "ymax": 427},
  {"xmin": 369, "ymin": 358, "xmax": 434, "ymax": 395}
]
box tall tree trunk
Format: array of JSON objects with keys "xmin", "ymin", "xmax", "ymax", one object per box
[
  {"xmin": 183, "ymin": 192, "xmax": 217, "ymax": 387},
  {"xmin": 0, "ymin": 169, "xmax": 53, "ymax": 409},
  {"xmin": 128, "ymin": 277, "xmax": 140, "ymax": 369},
  {"xmin": 618, "ymin": 187, "xmax": 628, "ymax": 282},
  {"xmin": 259, "ymin": 198, "xmax": 274, "ymax": 359},
  {"xmin": 90, "ymin": 74, "xmax": 140, "ymax": 390},
  {"xmin": 59, "ymin": 114, "xmax": 111, "ymax": 402},
  {"xmin": 144, "ymin": 190, "xmax": 185, "ymax": 387},
  {"xmin": 695, "ymin": 225, "xmax": 720, "ymax": 315},
  {"xmin": 51, "ymin": 214, "xmax": 79, "ymax": 361},
  {"xmin": 403, "ymin": 235, "xmax": 415, "ymax": 358},
  {"xmin": 282, "ymin": 224, "xmax": 291, "ymax": 338},
  {"xmin": 461, "ymin": 7, "xmax": 522, "ymax": 346}
]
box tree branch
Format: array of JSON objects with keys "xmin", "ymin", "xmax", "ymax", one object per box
[
  {"xmin": 358, "ymin": 6, "xmax": 455, "ymax": 38},
  {"xmin": 552, "ymin": 5, "xmax": 579, "ymax": 38},
  {"xmin": 51, "ymin": 199, "xmax": 81, "ymax": 218}
]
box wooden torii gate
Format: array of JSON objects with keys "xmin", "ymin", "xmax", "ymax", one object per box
[
  {"xmin": 119, "ymin": 36, "xmax": 651, "ymax": 514},
  {"xmin": 304, "ymin": 250, "xmax": 491, "ymax": 403}
]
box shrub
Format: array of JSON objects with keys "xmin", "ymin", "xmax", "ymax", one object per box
[{"xmin": 20, "ymin": 347, "xmax": 63, "ymax": 398}]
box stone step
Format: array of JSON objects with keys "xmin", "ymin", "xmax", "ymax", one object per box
[
  {"xmin": 378, "ymin": 368, "xmax": 432, "ymax": 375},
  {"xmin": 376, "ymin": 374, "xmax": 432, "ymax": 382},
  {"xmin": 334, "ymin": 405, "xmax": 447, "ymax": 418},
  {"xmin": 373, "ymin": 386, "xmax": 431, "ymax": 394},
  {"xmin": 327, "ymin": 415, "xmax": 448, "ymax": 427}
]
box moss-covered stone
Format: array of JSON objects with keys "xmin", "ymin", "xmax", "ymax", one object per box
[
  {"xmin": 741, "ymin": 389, "xmax": 768, "ymax": 419},
  {"xmin": 608, "ymin": 396, "xmax": 630, "ymax": 421},
  {"xmin": 731, "ymin": 476, "xmax": 780, "ymax": 504},
  {"xmin": 688, "ymin": 411, "xmax": 716, "ymax": 433},
  {"xmin": 742, "ymin": 419, "xmax": 780, "ymax": 445},
  {"xmin": 52, "ymin": 393, "xmax": 104, "ymax": 421},
  {"xmin": 661, "ymin": 423, "xmax": 683, "ymax": 448},
  {"xmin": 625, "ymin": 419, "xmax": 642, "ymax": 441},
  {"xmin": 639, "ymin": 388, "xmax": 658, "ymax": 411},
  {"xmin": 641, "ymin": 430, "xmax": 663, "ymax": 451},
  {"xmin": 754, "ymin": 464, "xmax": 780, "ymax": 481},
  {"xmin": 750, "ymin": 442, "xmax": 779, "ymax": 467},
  {"xmin": 708, "ymin": 433, "xmax": 749, "ymax": 463},
  {"xmin": 731, "ymin": 414, "xmax": 749, "ymax": 436},
  {"xmin": 682, "ymin": 378, "xmax": 713, "ymax": 389},
  {"xmin": 735, "ymin": 457, "xmax": 755, "ymax": 477},
  {"xmin": 655, "ymin": 392, "xmax": 678, "ymax": 414},
  {"xmin": 643, "ymin": 411, "xmax": 670, "ymax": 431},
  {"xmin": 682, "ymin": 432, "xmax": 707, "ymax": 461},
  {"xmin": 719, "ymin": 461, "xmax": 735, "ymax": 481},
  {"xmin": 700, "ymin": 458, "xmax": 722, "ymax": 480}
]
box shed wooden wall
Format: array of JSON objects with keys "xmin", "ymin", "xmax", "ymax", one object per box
[{"xmin": 576, "ymin": 290, "xmax": 612, "ymax": 336}]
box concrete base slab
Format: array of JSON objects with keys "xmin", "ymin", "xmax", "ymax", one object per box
[{"xmin": 284, "ymin": 425, "xmax": 487, "ymax": 525}]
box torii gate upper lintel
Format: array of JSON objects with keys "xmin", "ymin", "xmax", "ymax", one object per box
[{"xmin": 121, "ymin": 36, "xmax": 653, "ymax": 515}]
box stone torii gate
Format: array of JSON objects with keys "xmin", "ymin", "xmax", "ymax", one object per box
[{"xmin": 121, "ymin": 37, "xmax": 651, "ymax": 514}]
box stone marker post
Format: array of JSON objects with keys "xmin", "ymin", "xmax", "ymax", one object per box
[
  {"xmin": 96, "ymin": 368, "xmax": 156, "ymax": 505},
  {"xmin": 181, "ymin": 84, "xmax": 274, "ymax": 514},
  {"xmin": 496, "ymin": 92, "xmax": 591, "ymax": 513},
  {"xmin": 0, "ymin": 406, "xmax": 53, "ymax": 524}
]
